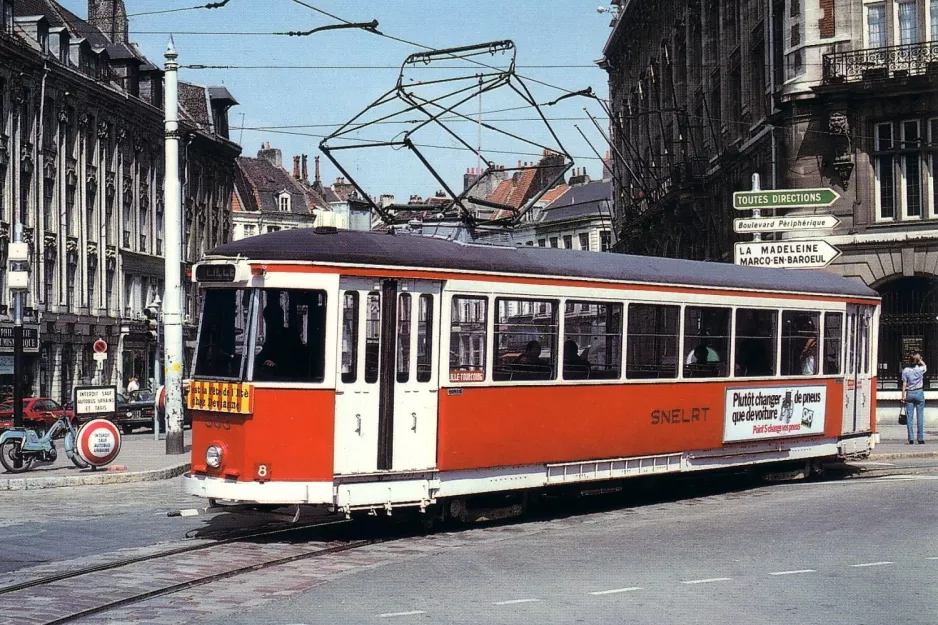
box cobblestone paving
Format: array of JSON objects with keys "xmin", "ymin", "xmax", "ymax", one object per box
[{"xmin": 0, "ymin": 485, "xmax": 786, "ymax": 624}]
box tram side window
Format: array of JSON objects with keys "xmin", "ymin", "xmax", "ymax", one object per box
[
  {"xmin": 626, "ymin": 304, "xmax": 679, "ymax": 379},
  {"xmin": 781, "ymin": 311, "xmax": 820, "ymax": 376},
  {"xmin": 494, "ymin": 298, "xmax": 558, "ymax": 381},
  {"xmin": 683, "ymin": 306, "xmax": 731, "ymax": 378},
  {"xmin": 341, "ymin": 292, "xmax": 359, "ymax": 384},
  {"xmin": 416, "ymin": 294, "xmax": 433, "ymax": 383},
  {"xmin": 254, "ymin": 288, "xmax": 328, "ymax": 383},
  {"xmin": 823, "ymin": 312, "xmax": 843, "ymax": 375},
  {"xmin": 194, "ymin": 289, "xmax": 249, "ymax": 379},
  {"xmin": 449, "ymin": 296, "xmax": 487, "ymax": 383},
  {"xmin": 563, "ymin": 301, "xmax": 622, "ymax": 380},
  {"xmin": 365, "ymin": 292, "xmax": 380, "ymax": 384},
  {"xmin": 734, "ymin": 309, "xmax": 778, "ymax": 377}
]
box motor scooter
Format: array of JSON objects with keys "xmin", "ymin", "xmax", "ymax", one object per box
[{"xmin": 0, "ymin": 413, "xmax": 89, "ymax": 473}]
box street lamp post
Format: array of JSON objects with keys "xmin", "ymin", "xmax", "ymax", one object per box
[{"xmin": 163, "ymin": 39, "xmax": 185, "ymax": 455}]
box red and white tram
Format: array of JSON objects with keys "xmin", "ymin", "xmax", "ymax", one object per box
[{"xmin": 183, "ymin": 228, "xmax": 879, "ymax": 517}]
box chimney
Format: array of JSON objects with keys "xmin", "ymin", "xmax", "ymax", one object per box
[
  {"xmin": 88, "ymin": 0, "xmax": 129, "ymax": 44},
  {"xmin": 302, "ymin": 155, "xmax": 309, "ymax": 182},
  {"xmin": 293, "ymin": 155, "xmax": 300, "ymax": 179},
  {"xmin": 314, "ymin": 156, "xmax": 321, "ymax": 185},
  {"xmin": 258, "ymin": 144, "xmax": 283, "ymax": 168}
]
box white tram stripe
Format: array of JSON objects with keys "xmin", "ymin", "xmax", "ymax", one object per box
[
  {"xmin": 493, "ymin": 599, "xmax": 541, "ymax": 605},
  {"xmin": 769, "ymin": 569, "xmax": 816, "ymax": 576},
  {"xmin": 590, "ymin": 586, "xmax": 643, "ymax": 595},
  {"xmin": 681, "ymin": 577, "xmax": 732, "ymax": 585},
  {"xmin": 850, "ymin": 561, "xmax": 894, "ymax": 568},
  {"xmin": 927, "ymin": 557, "xmax": 938, "ymax": 560},
  {"xmin": 378, "ymin": 610, "xmax": 427, "ymax": 618}
]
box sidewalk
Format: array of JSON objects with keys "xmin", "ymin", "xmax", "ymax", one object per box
[
  {"xmin": 871, "ymin": 422, "xmax": 938, "ymax": 459},
  {"xmin": 0, "ymin": 429, "xmax": 192, "ymax": 491}
]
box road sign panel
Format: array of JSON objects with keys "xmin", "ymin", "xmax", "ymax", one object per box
[
  {"xmin": 733, "ymin": 215, "xmax": 840, "ymax": 234},
  {"xmin": 733, "ymin": 188, "xmax": 840, "ymax": 210},
  {"xmin": 74, "ymin": 386, "xmax": 117, "ymax": 417},
  {"xmin": 76, "ymin": 419, "xmax": 122, "ymax": 467},
  {"xmin": 734, "ymin": 240, "xmax": 841, "ymax": 269},
  {"xmin": 93, "ymin": 338, "xmax": 108, "ymax": 353},
  {"xmin": 0, "ymin": 324, "xmax": 40, "ymax": 353}
]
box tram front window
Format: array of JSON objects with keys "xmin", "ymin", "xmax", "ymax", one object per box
[
  {"xmin": 253, "ymin": 288, "xmax": 328, "ymax": 383},
  {"xmin": 194, "ymin": 289, "xmax": 250, "ymax": 379}
]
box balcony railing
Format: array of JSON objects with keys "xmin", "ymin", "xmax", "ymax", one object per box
[{"xmin": 823, "ymin": 41, "xmax": 938, "ymax": 85}]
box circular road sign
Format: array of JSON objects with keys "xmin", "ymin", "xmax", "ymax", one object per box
[
  {"xmin": 76, "ymin": 419, "xmax": 122, "ymax": 467},
  {"xmin": 93, "ymin": 339, "xmax": 108, "ymax": 354}
]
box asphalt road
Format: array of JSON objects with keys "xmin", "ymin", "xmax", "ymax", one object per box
[
  {"xmin": 206, "ymin": 470, "xmax": 938, "ymax": 625},
  {"xmin": 1, "ymin": 460, "xmax": 937, "ymax": 624}
]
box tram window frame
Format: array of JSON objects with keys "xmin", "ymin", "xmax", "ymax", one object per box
[
  {"xmin": 365, "ymin": 291, "xmax": 381, "ymax": 384},
  {"xmin": 781, "ymin": 310, "xmax": 820, "ymax": 376},
  {"xmin": 562, "ymin": 300, "xmax": 622, "ymax": 380},
  {"xmin": 396, "ymin": 293, "xmax": 412, "ymax": 383},
  {"xmin": 416, "ymin": 294, "xmax": 433, "ymax": 383},
  {"xmin": 823, "ymin": 312, "xmax": 843, "ymax": 375},
  {"xmin": 734, "ymin": 308, "xmax": 779, "ymax": 377},
  {"xmin": 625, "ymin": 303, "xmax": 680, "ymax": 380},
  {"xmin": 449, "ymin": 295, "xmax": 488, "ymax": 383},
  {"xmin": 193, "ymin": 288, "xmax": 252, "ymax": 380},
  {"xmin": 682, "ymin": 306, "xmax": 731, "ymax": 378},
  {"xmin": 341, "ymin": 291, "xmax": 359, "ymax": 384},
  {"xmin": 252, "ymin": 288, "xmax": 328, "ymax": 384},
  {"xmin": 493, "ymin": 297, "xmax": 559, "ymax": 382}
]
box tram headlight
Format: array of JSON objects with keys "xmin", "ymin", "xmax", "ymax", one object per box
[{"xmin": 206, "ymin": 444, "xmax": 223, "ymax": 469}]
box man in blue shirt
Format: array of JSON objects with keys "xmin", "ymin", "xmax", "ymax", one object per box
[{"xmin": 901, "ymin": 352, "xmax": 927, "ymax": 444}]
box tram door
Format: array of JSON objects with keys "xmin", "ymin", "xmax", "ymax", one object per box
[
  {"xmin": 334, "ymin": 277, "xmax": 441, "ymax": 475},
  {"xmin": 843, "ymin": 305, "xmax": 873, "ymax": 434}
]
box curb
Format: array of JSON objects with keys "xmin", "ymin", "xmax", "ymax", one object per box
[
  {"xmin": 0, "ymin": 463, "xmax": 190, "ymax": 491},
  {"xmin": 870, "ymin": 450, "xmax": 938, "ymax": 460}
]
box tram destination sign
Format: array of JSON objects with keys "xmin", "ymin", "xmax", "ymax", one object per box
[
  {"xmin": 733, "ymin": 188, "xmax": 840, "ymax": 210},
  {"xmin": 734, "ymin": 240, "xmax": 841, "ymax": 269},
  {"xmin": 733, "ymin": 215, "xmax": 840, "ymax": 234}
]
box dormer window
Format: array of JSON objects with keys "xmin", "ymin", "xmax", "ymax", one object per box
[
  {"xmin": 278, "ymin": 192, "xmax": 291, "ymax": 212},
  {"xmin": 38, "ymin": 25, "xmax": 48, "ymax": 54}
]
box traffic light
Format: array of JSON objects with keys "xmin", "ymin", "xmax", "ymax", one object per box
[{"xmin": 143, "ymin": 305, "xmax": 159, "ymax": 341}]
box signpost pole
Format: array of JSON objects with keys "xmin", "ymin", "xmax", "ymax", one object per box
[
  {"xmin": 750, "ymin": 173, "xmax": 761, "ymax": 244},
  {"xmin": 12, "ymin": 223, "xmax": 24, "ymax": 431}
]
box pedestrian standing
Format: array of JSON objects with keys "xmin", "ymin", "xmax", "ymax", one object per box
[
  {"xmin": 127, "ymin": 376, "xmax": 140, "ymax": 399},
  {"xmin": 901, "ymin": 352, "xmax": 927, "ymax": 444}
]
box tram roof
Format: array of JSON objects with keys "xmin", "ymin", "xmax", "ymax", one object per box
[{"xmin": 208, "ymin": 229, "xmax": 878, "ymax": 299}]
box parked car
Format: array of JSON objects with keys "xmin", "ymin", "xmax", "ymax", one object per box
[
  {"xmin": 0, "ymin": 398, "xmax": 75, "ymax": 432},
  {"xmin": 111, "ymin": 390, "xmax": 157, "ymax": 434}
]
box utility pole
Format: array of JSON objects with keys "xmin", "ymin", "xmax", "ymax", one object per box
[{"xmin": 163, "ymin": 39, "xmax": 185, "ymax": 455}]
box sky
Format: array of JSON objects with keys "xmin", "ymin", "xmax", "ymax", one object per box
[{"xmin": 59, "ymin": 0, "xmax": 615, "ymax": 201}]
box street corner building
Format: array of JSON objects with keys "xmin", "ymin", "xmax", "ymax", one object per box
[
  {"xmin": 598, "ymin": 0, "xmax": 938, "ymax": 399},
  {"xmin": 0, "ymin": 0, "xmax": 241, "ymax": 404}
]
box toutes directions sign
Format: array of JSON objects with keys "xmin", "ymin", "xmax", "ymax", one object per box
[{"xmin": 733, "ymin": 188, "xmax": 840, "ymax": 210}]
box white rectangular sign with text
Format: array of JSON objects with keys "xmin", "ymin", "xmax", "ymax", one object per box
[{"xmin": 724, "ymin": 385, "xmax": 826, "ymax": 442}]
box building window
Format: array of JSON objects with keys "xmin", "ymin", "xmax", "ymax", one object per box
[
  {"xmin": 278, "ymin": 193, "xmax": 291, "ymax": 212},
  {"xmin": 105, "ymin": 269, "xmax": 114, "ymax": 311},
  {"xmin": 875, "ymin": 120, "xmax": 937, "ymax": 221},
  {"xmin": 932, "ymin": 0, "xmax": 938, "ymax": 40},
  {"xmin": 243, "ymin": 224, "xmax": 256, "ymax": 238},
  {"xmin": 867, "ymin": 3, "xmax": 887, "ymax": 47},
  {"xmin": 538, "ymin": 239, "xmax": 546, "ymax": 247},
  {"xmin": 578, "ymin": 233, "xmax": 589, "ymax": 251},
  {"xmin": 562, "ymin": 235, "xmax": 573, "ymax": 249},
  {"xmin": 549, "ymin": 237, "xmax": 558, "ymax": 248},
  {"xmin": 66, "ymin": 263, "xmax": 77, "ymax": 310},
  {"xmin": 267, "ymin": 225, "xmax": 281, "ymax": 233},
  {"xmin": 88, "ymin": 260, "xmax": 97, "ymax": 310},
  {"xmin": 1, "ymin": 1, "xmax": 12, "ymax": 34},
  {"xmin": 898, "ymin": 0, "xmax": 920, "ymax": 44},
  {"xmin": 600, "ymin": 231, "xmax": 612, "ymax": 252}
]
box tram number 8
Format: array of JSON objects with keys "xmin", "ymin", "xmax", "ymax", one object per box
[{"xmin": 254, "ymin": 463, "xmax": 271, "ymax": 482}]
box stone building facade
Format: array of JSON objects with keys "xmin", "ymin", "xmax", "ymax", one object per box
[
  {"xmin": 600, "ymin": 0, "xmax": 938, "ymax": 395},
  {"xmin": 0, "ymin": 0, "xmax": 239, "ymax": 403}
]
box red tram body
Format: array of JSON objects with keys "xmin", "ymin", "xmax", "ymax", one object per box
[{"xmin": 184, "ymin": 229, "xmax": 879, "ymax": 516}]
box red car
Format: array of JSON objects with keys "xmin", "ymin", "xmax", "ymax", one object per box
[{"xmin": 0, "ymin": 398, "xmax": 74, "ymax": 432}]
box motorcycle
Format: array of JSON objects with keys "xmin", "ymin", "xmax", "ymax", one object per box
[{"xmin": 0, "ymin": 413, "xmax": 89, "ymax": 473}]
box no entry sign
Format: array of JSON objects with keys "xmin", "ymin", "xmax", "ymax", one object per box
[{"xmin": 76, "ymin": 419, "xmax": 122, "ymax": 467}]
